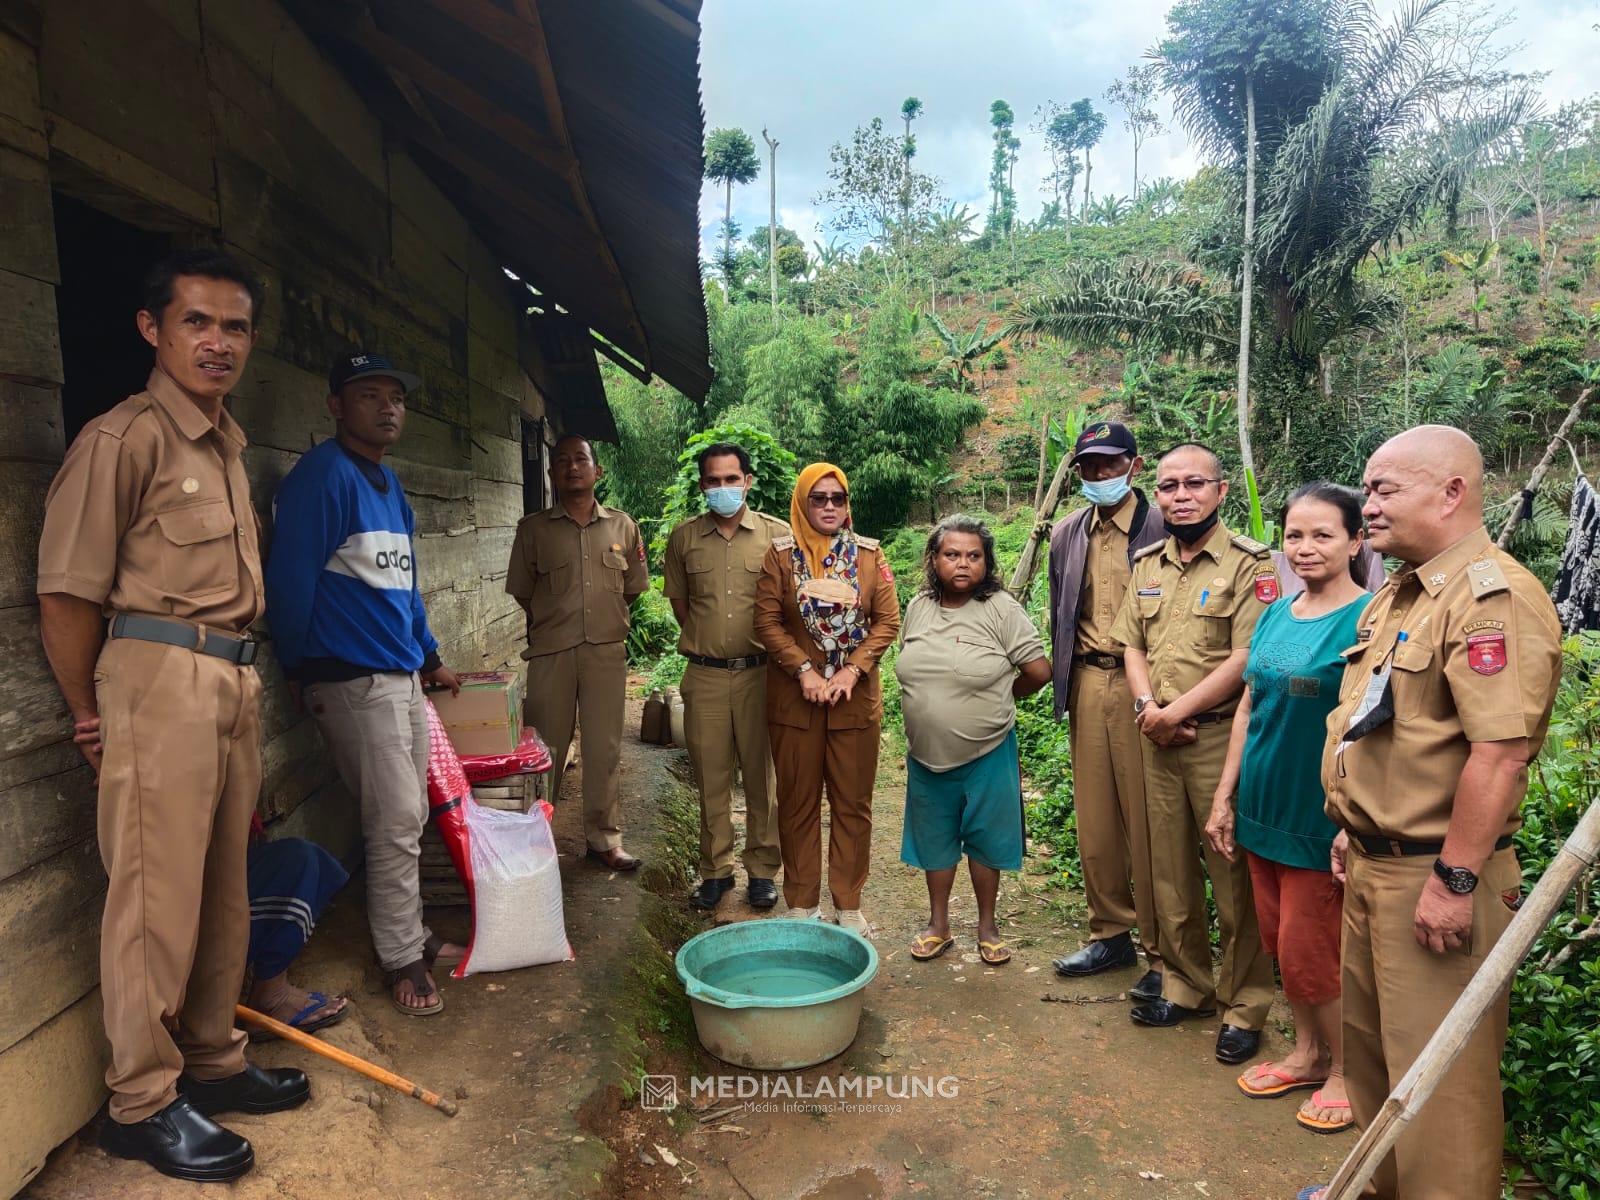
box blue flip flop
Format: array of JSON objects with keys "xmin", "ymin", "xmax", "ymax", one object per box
[
  {"xmin": 1296, "ymin": 1187, "xmax": 1327, "ymax": 1200},
  {"xmin": 247, "ymin": 991, "xmax": 349, "ymax": 1042}
]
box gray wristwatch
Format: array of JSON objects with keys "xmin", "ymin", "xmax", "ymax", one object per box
[
  {"xmin": 796, "ymin": 662, "xmax": 814, "ymax": 678},
  {"xmin": 1133, "ymin": 694, "xmax": 1154, "ymax": 716}
]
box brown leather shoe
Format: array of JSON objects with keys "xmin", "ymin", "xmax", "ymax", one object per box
[{"xmin": 586, "ymin": 847, "xmax": 641, "ymax": 871}]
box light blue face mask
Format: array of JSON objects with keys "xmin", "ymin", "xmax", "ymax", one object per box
[
  {"xmin": 704, "ymin": 485, "xmax": 746, "ymax": 517},
  {"xmin": 1080, "ymin": 469, "xmax": 1132, "ymax": 508}
]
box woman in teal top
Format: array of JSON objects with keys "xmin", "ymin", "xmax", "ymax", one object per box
[{"xmin": 1207, "ymin": 482, "xmax": 1373, "ymax": 1137}]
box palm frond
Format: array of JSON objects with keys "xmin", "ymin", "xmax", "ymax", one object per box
[{"xmin": 1002, "ymin": 260, "xmax": 1237, "ymax": 357}]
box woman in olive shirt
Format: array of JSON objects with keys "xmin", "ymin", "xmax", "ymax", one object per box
[
  {"xmin": 1207, "ymin": 483, "xmax": 1371, "ymax": 1135},
  {"xmin": 896, "ymin": 516, "xmax": 1052, "ymax": 965}
]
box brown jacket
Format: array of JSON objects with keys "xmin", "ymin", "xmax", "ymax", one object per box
[{"xmin": 754, "ymin": 534, "xmax": 901, "ymax": 731}]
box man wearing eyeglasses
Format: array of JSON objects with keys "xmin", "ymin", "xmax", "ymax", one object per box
[{"xmin": 1109, "ymin": 443, "xmax": 1279, "ymax": 1067}]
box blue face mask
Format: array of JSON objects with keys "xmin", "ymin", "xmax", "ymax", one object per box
[
  {"xmin": 704, "ymin": 485, "xmax": 746, "ymax": 517},
  {"xmin": 1080, "ymin": 469, "xmax": 1132, "ymax": 508}
]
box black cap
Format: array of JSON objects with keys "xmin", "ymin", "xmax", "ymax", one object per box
[
  {"xmin": 1070, "ymin": 420, "xmax": 1138, "ymax": 464},
  {"xmin": 328, "ymin": 351, "xmax": 421, "ymax": 396}
]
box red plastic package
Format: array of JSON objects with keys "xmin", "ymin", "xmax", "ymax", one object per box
[
  {"xmin": 425, "ymin": 699, "xmax": 475, "ymax": 911},
  {"xmin": 460, "ymin": 728, "xmax": 553, "ymax": 784}
]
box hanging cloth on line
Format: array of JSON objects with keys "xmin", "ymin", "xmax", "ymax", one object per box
[{"xmin": 1552, "ymin": 469, "xmax": 1600, "ymax": 634}]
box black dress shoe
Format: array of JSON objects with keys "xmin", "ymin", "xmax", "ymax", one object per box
[
  {"xmin": 747, "ymin": 877, "xmax": 778, "ymax": 909},
  {"xmin": 1129, "ymin": 968, "xmax": 1164, "ymax": 1003},
  {"xmin": 179, "ymin": 1063, "xmax": 310, "ymax": 1116},
  {"xmin": 99, "ymin": 1096, "xmax": 254, "ymax": 1182},
  {"xmin": 1215, "ymin": 1023, "xmax": 1262, "ymax": 1064},
  {"xmin": 1129, "ymin": 998, "xmax": 1218, "ymax": 1027},
  {"xmin": 1052, "ymin": 932, "xmax": 1137, "ymax": 977},
  {"xmin": 690, "ymin": 876, "xmax": 735, "ymax": 909}
]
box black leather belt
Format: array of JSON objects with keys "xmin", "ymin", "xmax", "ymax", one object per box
[
  {"xmin": 685, "ymin": 652, "xmax": 768, "ymax": 671},
  {"xmin": 109, "ymin": 613, "xmax": 259, "ymax": 666},
  {"xmin": 1352, "ymin": 833, "xmax": 1515, "ymax": 858},
  {"xmin": 1190, "ymin": 710, "xmax": 1234, "ymax": 726},
  {"xmin": 1072, "ymin": 652, "xmax": 1124, "ymax": 669}
]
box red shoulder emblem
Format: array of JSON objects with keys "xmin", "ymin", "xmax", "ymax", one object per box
[
  {"xmin": 636, "ymin": 539, "xmax": 646, "ymax": 564},
  {"xmin": 879, "ymin": 559, "xmax": 895, "ymax": 584},
  {"xmin": 1467, "ymin": 632, "xmax": 1506, "ymax": 675},
  {"xmin": 1254, "ymin": 575, "xmax": 1279, "ymax": 603}
]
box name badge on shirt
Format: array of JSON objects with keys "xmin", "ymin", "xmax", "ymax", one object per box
[{"xmin": 1137, "ymin": 586, "xmax": 1161, "ymax": 597}]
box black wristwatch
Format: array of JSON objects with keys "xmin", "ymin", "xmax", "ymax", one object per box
[{"xmin": 1433, "ymin": 858, "xmax": 1479, "ymax": 895}]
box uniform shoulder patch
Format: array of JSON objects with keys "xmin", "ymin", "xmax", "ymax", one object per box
[
  {"xmin": 97, "ymin": 395, "xmax": 155, "ymax": 440},
  {"xmin": 854, "ymin": 535, "xmax": 881, "ymax": 550},
  {"xmin": 771, "ymin": 534, "xmax": 796, "ymax": 551},
  {"xmin": 1229, "ymin": 533, "xmax": 1272, "ymax": 559},
  {"xmin": 1133, "ymin": 542, "xmax": 1165, "ymax": 562},
  {"xmin": 1467, "ymin": 562, "xmax": 1511, "ymax": 600}
]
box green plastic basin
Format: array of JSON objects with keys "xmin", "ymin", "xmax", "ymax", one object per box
[{"xmin": 675, "ymin": 921, "xmax": 879, "ymax": 1070}]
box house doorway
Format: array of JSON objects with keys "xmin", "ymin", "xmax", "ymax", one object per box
[
  {"xmin": 522, "ymin": 416, "xmax": 549, "ymax": 514},
  {"xmin": 51, "ymin": 191, "xmax": 171, "ymax": 443}
]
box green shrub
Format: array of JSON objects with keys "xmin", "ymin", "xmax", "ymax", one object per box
[
  {"xmin": 652, "ymin": 422, "xmax": 798, "ymax": 559},
  {"xmin": 626, "ymin": 583, "xmax": 679, "ymax": 666}
]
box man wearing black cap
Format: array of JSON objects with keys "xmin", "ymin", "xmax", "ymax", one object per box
[
  {"xmin": 265, "ymin": 352, "xmax": 464, "ymax": 1017},
  {"xmin": 1045, "ymin": 422, "xmax": 1166, "ymax": 999}
]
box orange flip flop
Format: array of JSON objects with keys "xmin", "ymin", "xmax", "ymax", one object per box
[
  {"xmin": 1237, "ymin": 1062, "xmax": 1327, "ymax": 1099},
  {"xmin": 1296, "ymin": 1089, "xmax": 1354, "ymax": 1134}
]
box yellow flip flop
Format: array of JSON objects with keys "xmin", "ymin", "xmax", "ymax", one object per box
[
  {"xmin": 978, "ymin": 939, "xmax": 1012, "ymax": 966},
  {"xmin": 909, "ymin": 934, "xmax": 954, "ymax": 961}
]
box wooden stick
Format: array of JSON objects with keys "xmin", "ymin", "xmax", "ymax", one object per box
[
  {"xmin": 1322, "ymin": 799, "xmax": 1600, "ymax": 1199},
  {"xmin": 1009, "ymin": 450, "xmax": 1075, "ymax": 602},
  {"xmin": 1497, "ymin": 384, "xmax": 1593, "ymax": 548},
  {"xmin": 234, "ymin": 1004, "xmax": 459, "ymax": 1118}
]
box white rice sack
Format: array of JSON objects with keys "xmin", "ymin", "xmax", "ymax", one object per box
[{"xmin": 456, "ymin": 797, "xmax": 572, "ymax": 974}]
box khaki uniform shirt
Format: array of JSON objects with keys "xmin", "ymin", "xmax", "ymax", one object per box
[
  {"xmin": 37, "ymin": 367, "xmax": 263, "ymax": 634},
  {"xmin": 1109, "ymin": 523, "xmax": 1279, "ymax": 706},
  {"xmin": 662, "ymin": 509, "xmax": 790, "ymax": 659},
  {"xmin": 1076, "ymin": 495, "xmax": 1137, "ymax": 656},
  {"xmin": 505, "ymin": 501, "xmax": 648, "ymax": 657},
  {"xmin": 1321, "ymin": 527, "xmax": 1562, "ymax": 843}
]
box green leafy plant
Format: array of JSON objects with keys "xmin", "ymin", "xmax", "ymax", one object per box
[{"xmin": 654, "ymin": 422, "xmax": 799, "ymax": 559}]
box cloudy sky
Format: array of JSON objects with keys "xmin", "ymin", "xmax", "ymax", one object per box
[{"xmin": 696, "ymin": 0, "xmax": 1598, "ymax": 258}]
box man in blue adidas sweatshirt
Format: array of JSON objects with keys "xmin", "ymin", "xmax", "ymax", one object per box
[{"xmin": 265, "ymin": 352, "xmax": 463, "ymax": 1017}]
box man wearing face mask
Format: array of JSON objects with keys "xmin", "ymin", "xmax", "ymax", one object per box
[
  {"xmin": 1110, "ymin": 443, "xmax": 1280, "ymax": 1066},
  {"xmin": 663, "ymin": 443, "xmax": 791, "ymax": 910},
  {"xmin": 1045, "ymin": 422, "xmax": 1167, "ymax": 1001}
]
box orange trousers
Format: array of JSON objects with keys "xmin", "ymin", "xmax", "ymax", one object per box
[
  {"xmin": 94, "ymin": 637, "xmax": 261, "ymax": 1123},
  {"xmin": 769, "ymin": 718, "xmax": 879, "ymax": 910}
]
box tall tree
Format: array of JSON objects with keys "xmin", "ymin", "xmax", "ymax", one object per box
[
  {"xmin": 987, "ymin": 100, "xmax": 1018, "ymax": 239},
  {"xmin": 1066, "ymin": 99, "xmax": 1106, "ymax": 222},
  {"xmin": 1104, "ymin": 65, "xmax": 1166, "ymax": 197},
  {"xmin": 900, "ymin": 97, "xmax": 923, "ymax": 235},
  {"xmin": 816, "ymin": 116, "xmax": 941, "ymax": 255},
  {"xmin": 762, "ymin": 127, "xmax": 780, "ymax": 318},
  {"xmin": 1035, "ymin": 102, "xmax": 1083, "ymax": 239},
  {"xmin": 704, "ymin": 127, "xmax": 760, "ymax": 289}
]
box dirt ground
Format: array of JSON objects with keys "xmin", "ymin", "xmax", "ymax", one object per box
[{"xmin": 24, "ymin": 702, "xmax": 1342, "ymax": 1200}]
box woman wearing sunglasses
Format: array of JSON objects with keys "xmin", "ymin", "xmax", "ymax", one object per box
[{"xmin": 755, "ymin": 463, "xmax": 902, "ymax": 935}]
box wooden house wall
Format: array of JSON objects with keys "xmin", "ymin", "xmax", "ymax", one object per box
[{"xmin": 0, "ymin": 3, "xmax": 548, "ymax": 1192}]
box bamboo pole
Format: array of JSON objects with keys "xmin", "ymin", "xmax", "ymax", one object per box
[
  {"xmin": 1497, "ymin": 385, "xmax": 1593, "ymax": 548},
  {"xmin": 1009, "ymin": 450, "xmax": 1075, "ymax": 601},
  {"xmin": 235, "ymin": 1004, "xmax": 459, "ymax": 1118},
  {"xmin": 1321, "ymin": 799, "xmax": 1600, "ymax": 1200},
  {"xmin": 1032, "ymin": 408, "xmax": 1051, "ymax": 509}
]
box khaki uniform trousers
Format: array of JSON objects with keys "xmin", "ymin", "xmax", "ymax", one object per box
[
  {"xmin": 769, "ymin": 720, "xmax": 878, "ymax": 910},
  {"xmin": 1342, "ymin": 844, "xmax": 1519, "ymax": 1199},
  {"xmin": 681, "ymin": 663, "xmax": 780, "ymax": 880},
  {"xmin": 1068, "ymin": 664, "xmax": 1160, "ymax": 959},
  {"xmin": 307, "ymin": 672, "xmax": 431, "ymax": 972},
  {"xmin": 1143, "ymin": 721, "xmax": 1274, "ymax": 1027},
  {"xmin": 525, "ymin": 641, "xmax": 626, "ymax": 851},
  {"xmin": 94, "ymin": 637, "xmax": 261, "ymax": 1123}
]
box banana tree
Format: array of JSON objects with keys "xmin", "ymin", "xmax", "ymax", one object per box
[{"xmin": 924, "ymin": 310, "xmax": 1006, "ymax": 391}]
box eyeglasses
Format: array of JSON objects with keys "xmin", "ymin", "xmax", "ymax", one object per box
[
  {"xmin": 808, "ymin": 492, "xmax": 849, "ymax": 508},
  {"xmin": 1154, "ymin": 476, "xmax": 1222, "ymax": 496}
]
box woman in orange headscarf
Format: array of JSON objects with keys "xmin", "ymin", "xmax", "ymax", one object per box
[{"xmin": 754, "ymin": 463, "xmax": 901, "ymax": 935}]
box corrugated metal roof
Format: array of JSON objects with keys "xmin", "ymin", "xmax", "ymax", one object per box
[{"xmin": 286, "ymin": 0, "xmax": 711, "ymax": 404}]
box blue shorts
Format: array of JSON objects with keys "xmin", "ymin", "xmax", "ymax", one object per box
[{"xmin": 900, "ymin": 728, "xmax": 1024, "ymax": 872}]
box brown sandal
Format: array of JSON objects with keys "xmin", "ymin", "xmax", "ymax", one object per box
[{"xmin": 386, "ymin": 960, "xmax": 444, "ymax": 1016}]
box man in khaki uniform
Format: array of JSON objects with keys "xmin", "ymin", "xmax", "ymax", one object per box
[
  {"xmin": 1110, "ymin": 443, "xmax": 1278, "ymax": 1065},
  {"xmin": 507, "ymin": 434, "xmax": 648, "ymax": 869},
  {"xmin": 1047, "ymin": 421, "xmax": 1167, "ymax": 1000},
  {"xmin": 663, "ymin": 442, "xmax": 789, "ymax": 911},
  {"xmin": 1304, "ymin": 426, "xmax": 1561, "ymax": 1200},
  {"xmin": 37, "ymin": 250, "xmax": 307, "ymax": 1183}
]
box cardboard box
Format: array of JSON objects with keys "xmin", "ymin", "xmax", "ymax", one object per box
[{"xmin": 431, "ymin": 670, "xmax": 523, "ymax": 756}]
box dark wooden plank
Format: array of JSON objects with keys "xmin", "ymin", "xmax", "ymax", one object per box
[
  {"xmin": 469, "ymin": 382, "xmax": 524, "ymax": 443},
  {"xmin": 0, "ymin": 461, "xmax": 51, "ymax": 607},
  {"xmin": 0, "ymin": 990, "xmax": 107, "ymax": 1199},
  {"xmin": 0, "ymin": 28, "xmax": 46, "ymax": 158},
  {"xmin": 0, "ymin": 145, "xmax": 56, "ymax": 284},
  {"xmin": 0, "ymin": 741, "xmax": 94, "ymax": 881},
  {"xmin": 0, "ymin": 378, "xmax": 65, "ymax": 462},
  {"xmin": 0, "ymin": 601, "xmax": 69, "ymax": 760},
  {"xmin": 471, "ymin": 477, "xmax": 525, "ymax": 530},
  {"xmin": 258, "ymin": 716, "xmax": 333, "ymax": 822},
  {"xmin": 0, "ymin": 266, "xmax": 62, "ymax": 385},
  {"xmin": 472, "ymin": 432, "xmax": 522, "ymax": 484},
  {"xmin": 0, "ymin": 836, "xmax": 103, "ymax": 1056}
]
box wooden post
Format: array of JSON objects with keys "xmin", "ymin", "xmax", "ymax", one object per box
[
  {"xmin": 1321, "ymin": 798, "xmax": 1600, "ymax": 1199},
  {"xmin": 1009, "ymin": 451, "xmax": 1075, "ymax": 601},
  {"xmin": 1032, "ymin": 407, "xmax": 1052, "ymax": 509},
  {"xmin": 1497, "ymin": 384, "xmax": 1593, "ymax": 548},
  {"xmin": 762, "ymin": 128, "xmax": 779, "ymax": 320}
]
